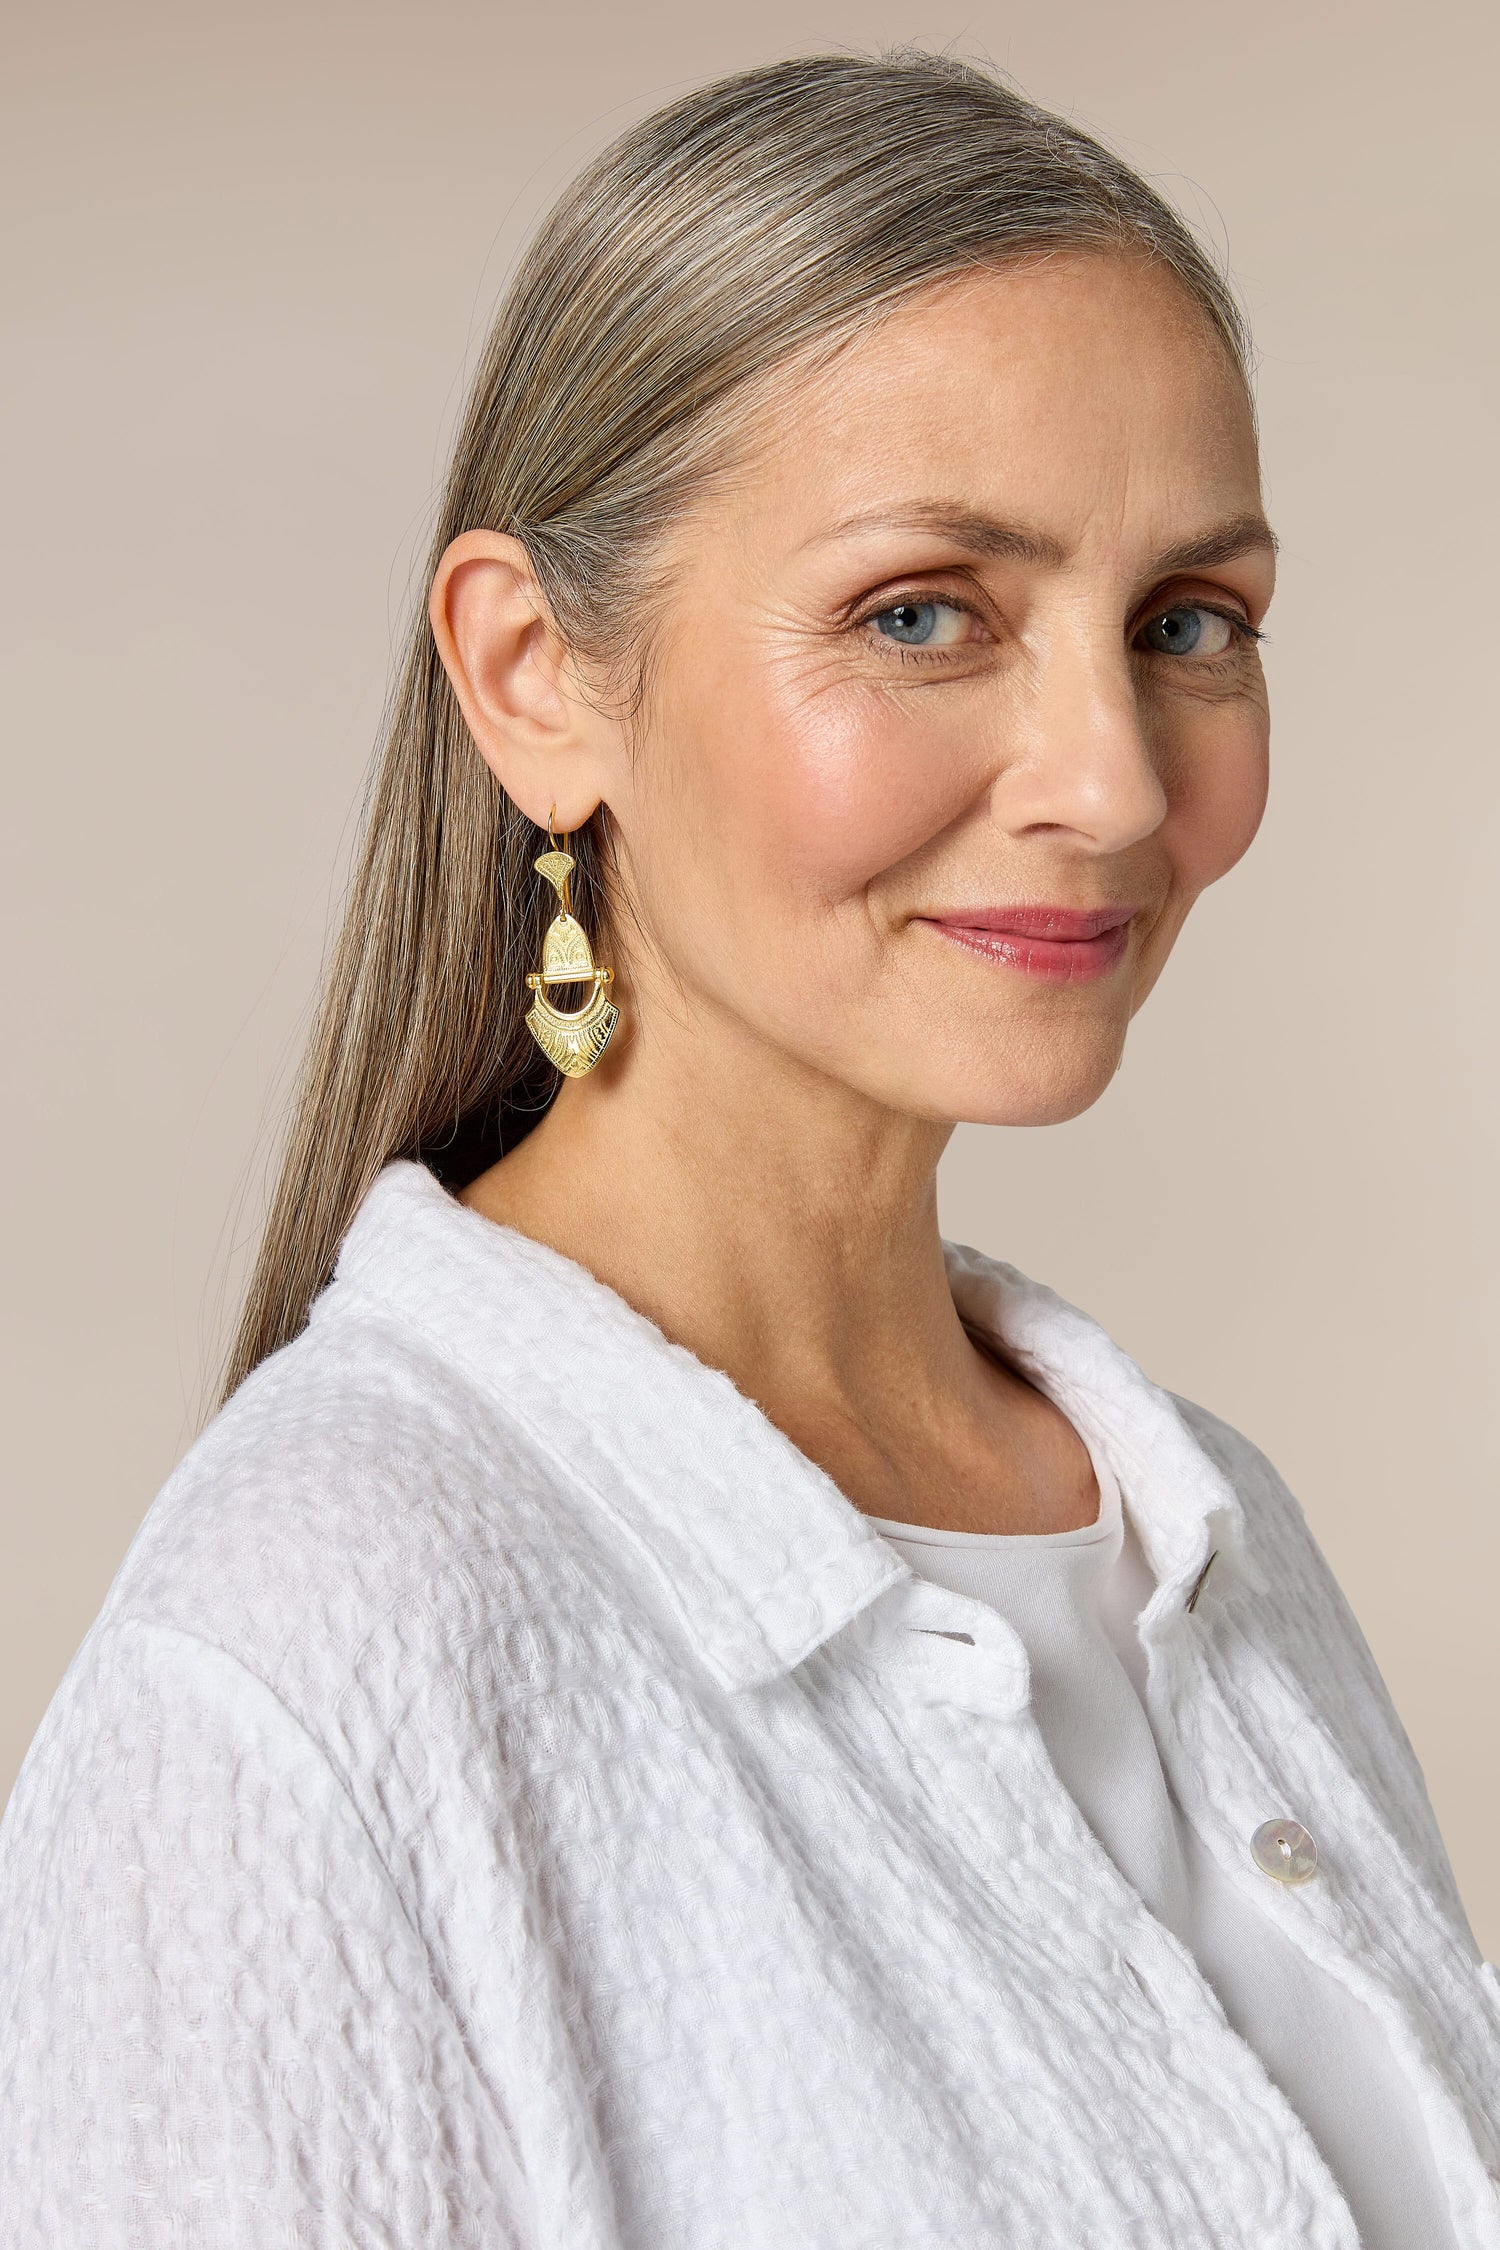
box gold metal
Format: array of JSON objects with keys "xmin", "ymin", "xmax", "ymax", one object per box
[{"xmin": 522, "ymin": 806, "xmax": 619, "ymax": 1076}]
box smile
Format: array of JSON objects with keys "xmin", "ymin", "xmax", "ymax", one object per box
[{"xmin": 917, "ymin": 905, "xmax": 1137, "ymax": 985}]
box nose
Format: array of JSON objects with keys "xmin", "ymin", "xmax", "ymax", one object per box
[{"xmin": 992, "ymin": 622, "xmax": 1168, "ymax": 853}]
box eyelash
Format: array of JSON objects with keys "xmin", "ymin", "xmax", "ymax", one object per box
[
  {"xmin": 1156, "ymin": 604, "xmax": 1268, "ymax": 649},
  {"xmin": 851, "ymin": 593, "xmax": 1267, "ymax": 665}
]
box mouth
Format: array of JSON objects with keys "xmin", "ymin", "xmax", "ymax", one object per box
[{"xmin": 916, "ymin": 904, "xmax": 1138, "ymax": 985}]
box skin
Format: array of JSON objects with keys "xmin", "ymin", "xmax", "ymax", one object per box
[{"xmin": 429, "ymin": 251, "xmax": 1276, "ymax": 1535}]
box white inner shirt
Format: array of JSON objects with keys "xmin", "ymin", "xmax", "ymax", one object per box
[{"xmin": 869, "ymin": 1442, "xmax": 1459, "ymax": 2250}]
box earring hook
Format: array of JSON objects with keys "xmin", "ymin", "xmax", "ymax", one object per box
[{"xmin": 543, "ymin": 804, "xmax": 573, "ymax": 912}]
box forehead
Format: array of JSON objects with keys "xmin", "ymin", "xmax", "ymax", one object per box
[{"xmin": 721, "ymin": 252, "xmax": 1262, "ymax": 552}]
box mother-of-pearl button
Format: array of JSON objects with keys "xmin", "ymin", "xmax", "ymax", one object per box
[{"xmin": 1251, "ymin": 1817, "xmax": 1319, "ymax": 1884}]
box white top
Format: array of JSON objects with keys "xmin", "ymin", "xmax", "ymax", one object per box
[
  {"xmin": 871, "ymin": 1446, "xmax": 1462, "ymax": 2250},
  {"xmin": 1, "ymin": 1159, "xmax": 1497, "ymax": 2249}
]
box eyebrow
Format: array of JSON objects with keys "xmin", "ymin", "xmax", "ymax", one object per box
[
  {"xmin": 813, "ymin": 503, "xmax": 1279, "ymax": 574},
  {"xmin": 1153, "ymin": 513, "xmax": 1280, "ymax": 572}
]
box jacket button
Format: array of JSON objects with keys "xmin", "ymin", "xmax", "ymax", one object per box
[{"xmin": 1251, "ymin": 1818, "xmax": 1318, "ymax": 1884}]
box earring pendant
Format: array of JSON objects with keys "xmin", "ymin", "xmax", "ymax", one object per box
[{"xmin": 523, "ymin": 813, "xmax": 619, "ymax": 1077}]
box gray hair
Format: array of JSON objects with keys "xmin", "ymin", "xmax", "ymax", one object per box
[{"xmin": 224, "ymin": 46, "xmax": 1255, "ymax": 1400}]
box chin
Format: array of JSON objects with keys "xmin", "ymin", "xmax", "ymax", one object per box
[
  {"xmin": 961, "ymin": 1084, "xmax": 1118, "ymax": 1130},
  {"xmin": 855, "ymin": 975, "xmax": 1134, "ymax": 1129},
  {"xmin": 922, "ymin": 1037, "xmax": 1127, "ymax": 1130}
]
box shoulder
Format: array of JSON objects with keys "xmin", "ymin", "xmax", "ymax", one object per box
[
  {"xmin": 1157, "ymin": 1386, "xmax": 1325, "ymax": 1566},
  {"xmin": 1169, "ymin": 1387, "xmax": 1387, "ymax": 1690},
  {"xmin": 4, "ymin": 1275, "xmax": 641, "ymax": 1969},
  {"xmin": 86, "ymin": 1282, "xmax": 596, "ymax": 1746},
  {"xmin": 1169, "ymin": 1390, "xmax": 1376, "ymax": 1651}
]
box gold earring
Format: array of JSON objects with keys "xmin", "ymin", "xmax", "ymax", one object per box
[{"xmin": 523, "ymin": 807, "xmax": 619, "ymax": 1077}]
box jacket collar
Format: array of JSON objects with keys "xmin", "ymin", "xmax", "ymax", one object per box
[{"xmin": 325, "ymin": 1159, "xmax": 1256, "ymax": 1694}]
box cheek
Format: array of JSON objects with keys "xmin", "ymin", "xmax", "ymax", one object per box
[
  {"xmin": 705, "ymin": 668, "xmax": 982, "ymax": 906},
  {"xmin": 1164, "ymin": 712, "xmax": 1270, "ymax": 898}
]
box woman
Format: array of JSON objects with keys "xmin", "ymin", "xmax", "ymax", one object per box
[{"xmin": 1, "ymin": 47, "xmax": 1495, "ymax": 2250}]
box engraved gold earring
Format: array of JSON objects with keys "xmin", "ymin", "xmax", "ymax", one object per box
[{"xmin": 522, "ymin": 808, "xmax": 619, "ymax": 1077}]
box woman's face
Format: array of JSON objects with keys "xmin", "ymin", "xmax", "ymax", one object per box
[{"xmin": 600, "ymin": 251, "xmax": 1273, "ymax": 1127}]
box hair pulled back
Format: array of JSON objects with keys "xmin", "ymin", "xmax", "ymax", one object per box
[{"xmin": 223, "ymin": 47, "xmax": 1253, "ymax": 1401}]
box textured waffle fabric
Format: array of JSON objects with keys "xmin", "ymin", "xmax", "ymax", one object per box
[
  {"xmin": 870, "ymin": 1461, "xmax": 1463, "ymax": 2249},
  {"xmin": 1, "ymin": 1156, "xmax": 1498, "ymax": 2248}
]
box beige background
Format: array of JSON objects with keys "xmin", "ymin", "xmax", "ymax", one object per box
[{"xmin": 4, "ymin": 0, "xmax": 1496, "ymax": 1956}]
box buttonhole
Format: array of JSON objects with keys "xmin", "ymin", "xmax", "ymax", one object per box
[
  {"xmin": 1185, "ymin": 1550, "xmax": 1218, "ymax": 1614},
  {"xmin": 911, "ymin": 1627, "xmax": 976, "ymax": 1645},
  {"xmin": 1123, "ymin": 1960, "xmax": 1160, "ymax": 2012}
]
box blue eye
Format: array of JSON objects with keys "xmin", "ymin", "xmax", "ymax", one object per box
[
  {"xmin": 870, "ymin": 600, "xmax": 967, "ymax": 647},
  {"xmin": 1140, "ymin": 606, "xmax": 1240, "ymax": 658},
  {"xmin": 875, "ymin": 601, "xmax": 939, "ymax": 644}
]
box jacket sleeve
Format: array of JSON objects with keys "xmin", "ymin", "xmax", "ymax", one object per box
[{"xmin": 0, "ymin": 1616, "xmax": 534, "ymax": 2249}]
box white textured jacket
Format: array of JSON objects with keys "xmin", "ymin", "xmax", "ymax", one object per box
[{"xmin": 2, "ymin": 1157, "xmax": 1497, "ymax": 2247}]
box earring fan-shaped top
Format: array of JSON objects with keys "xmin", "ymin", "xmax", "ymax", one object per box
[{"xmin": 534, "ymin": 850, "xmax": 575, "ymax": 899}]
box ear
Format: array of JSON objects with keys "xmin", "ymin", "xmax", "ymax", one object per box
[{"xmin": 428, "ymin": 529, "xmax": 615, "ymax": 831}]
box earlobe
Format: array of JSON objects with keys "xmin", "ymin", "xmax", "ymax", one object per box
[{"xmin": 428, "ymin": 529, "xmax": 603, "ymax": 830}]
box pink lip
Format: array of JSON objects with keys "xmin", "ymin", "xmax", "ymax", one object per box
[{"xmin": 919, "ymin": 904, "xmax": 1137, "ymax": 984}]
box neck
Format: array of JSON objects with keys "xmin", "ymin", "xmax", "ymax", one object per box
[
  {"xmin": 460, "ymin": 994, "xmax": 1103, "ymax": 1537},
  {"xmin": 460, "ymin": 1000, "xmax": 969, "ymax": 1424}
]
